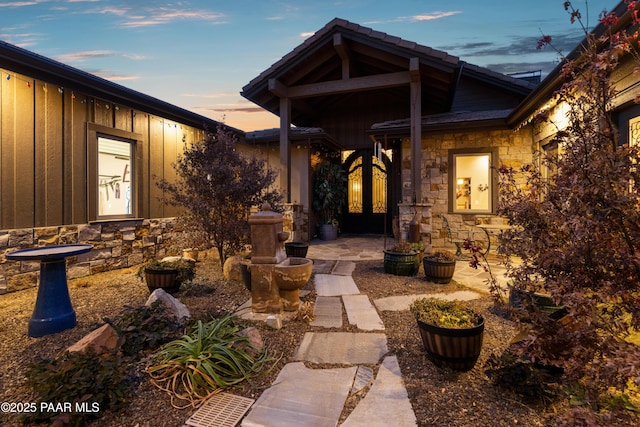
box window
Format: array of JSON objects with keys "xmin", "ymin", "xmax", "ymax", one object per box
[
  {"xmin": 449, "ymin": 150, "xmax": 496, "ymax": 213},
  {"xmin": 98, "ymin": 137, "xmax": 133, "ymax": 217}
]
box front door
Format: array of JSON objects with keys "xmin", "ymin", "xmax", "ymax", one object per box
[{"xmin": 342, "ymin": 148, "xmax": 394, "ymax": 234}]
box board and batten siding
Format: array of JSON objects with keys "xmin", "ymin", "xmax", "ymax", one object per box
[{"xmin": 0, "ymin": 68, "xmax": 201, "ymax": 230}]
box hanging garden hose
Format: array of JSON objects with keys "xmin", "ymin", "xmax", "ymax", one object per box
[{"xmin": 147, "ymin": 314, "xmax": 275, "ymax": 408}]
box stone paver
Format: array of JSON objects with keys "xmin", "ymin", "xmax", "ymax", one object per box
[
  {"xmin": 312, "ymin": 260, "xmax": 335, "ymax": 275},
  {"xmin": 315, "ymin": 274, "xmax": 360, "ymax": 296},
  {"xmin": 294, "ymin": 332, "xmax": 388, "ymax": 364},
  {"xmin": 342, "ymin": 294, "xmax": 384, "ymax": 331},
  {"xmin": 241, "ymin": 362, "xmax": 357, "ymax": 427},
  {"xmin": 310, "ymin": 296, "xmax": 343, "ymax": 328},
  {"xmin": 373, "ymin": 290, "xmax": 482, "ymax": 311},
  {"xmin": 341, "ymin": 356, "xmax": 417, "ymax": 427},
  {"xmin": 331, "ymin": 260, "xmax": 356, "ymax": 276},
  {"xmin": 350, "ymin": 366, "xmax": 374, "ymax": 396}
]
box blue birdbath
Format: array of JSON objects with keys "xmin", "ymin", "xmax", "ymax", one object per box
[{"xmin": 6, "ymin": 244, "xmax": 93, "ymax": 337}]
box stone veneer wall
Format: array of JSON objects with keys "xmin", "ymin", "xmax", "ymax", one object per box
[
  {"xmin": 399, "ymin": 124, "xmax": 534, "ymax": 253},
  {"xmin": 282, "ymin": 203, "xmax": 308, "ymax": 243},
  {"xmin": 0, "ymin": 218, "xmax": 186, "ymax": 294},
  {"xmin": 0, "ymin": 204, "xmax": 308, "ymax": 295}
]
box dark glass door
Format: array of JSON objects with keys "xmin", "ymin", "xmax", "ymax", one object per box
[{"xmin": 342, "ymin": 148, "xmax": 393, "ymax": 234}]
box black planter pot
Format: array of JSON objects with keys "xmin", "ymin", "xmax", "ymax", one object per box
[
  {"xmin": 144, "ymin": 269, "xmax": 180, "ymax": 294},
  {"xmin": 423, "ymin": 259, "xmax": 456, "ymax": 284},
  {"xmin": 318, "ymin": 224, "xmax": 338, "ymax": 241},
  {"xmin": 508, "ymin": 287, "xmax": 567, "ymax": 319},
  {"xmin": 417, "ymin": 316, "xmax": 485, "ymax": 371},
  {"xmin": 240, "ymin": 261, "xmax": 251, "ymax": 291},
  {"xmin": 383, "ymin": 251, "xmax": 420, "ymax": 276},
  {"xmin": 285, "ymin": 242, "xmax": 309, "ymax": 258}
]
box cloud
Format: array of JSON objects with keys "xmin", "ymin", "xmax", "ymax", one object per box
[
  {"xmin": 366, "ymin": 11, "xmax": 461, "ymax": 25},
  {"xmin": 116, "ymin": 7, "xmax": 227, "ymax": 28},
  {"xmin": 411, "ymin": 11, "xmax": 462, "ymax": 21},
  {"xmin": 204, "ymin": 106, "xmax": 266, "ymax": 114},
  {"xmin": 91, "ymin": 71, "xmax": 140, "ymax": 81},
  {"xmin": 485, "ymin": 61, "xmax": 558, "ymax": 76},
  {"xmin": 0, "ymin": 1, "xmax": 43, "ymax": 6},
  {"xmin": 55, "ymin": 50, "xmax": 118, "ymax": 63},
  {"xmin": 438, "ymin": 31, "xmax": 585, "ymax": 59},
  {"xmin": 54, "ymin": 50, "xmax": 145, "ymax": 64},
  {"xmin": 300, "ymin": 31, "xmax": 315, "ymax": 38}
]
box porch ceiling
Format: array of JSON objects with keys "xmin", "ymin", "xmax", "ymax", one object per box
[
  {"xmin": 242, "ymin": 18, "xmax": 534, "ymax": 128},
  {"xmin": 241, "ymin": 18, "xmax": 461, "ymax": 126}
]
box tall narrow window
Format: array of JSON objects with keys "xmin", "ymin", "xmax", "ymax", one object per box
[
  {"xmin": 348, "ymin": 156, "xmax": 363, "ymax": 213},
  {"xmin": 372, "ymin": 155, "xmax": 387, "ymax": 213},
  {"xmin": 98, "ymin": 137, "xmax": 133, "ymax": 217},
  {"xmin": 451, "ymin": 152, "xmax": 493, "ymax": 213}
]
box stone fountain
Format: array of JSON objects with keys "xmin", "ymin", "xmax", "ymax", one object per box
[{"xmin": 247, "ymin": 203, "xmax": 313, "ymax": 313}]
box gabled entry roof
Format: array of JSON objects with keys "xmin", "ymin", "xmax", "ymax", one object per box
[{"xmin": 241, "ymin": 18, "xmax": 536, "ymax": 127}]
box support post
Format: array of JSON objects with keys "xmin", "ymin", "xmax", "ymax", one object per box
[
  {"xmin": 409, "ymin": 57, "xmax": 422, "ymax": 202},
  {"xmin": 279, "ymin": 97, "xmax": 291, "ymax": 202}
]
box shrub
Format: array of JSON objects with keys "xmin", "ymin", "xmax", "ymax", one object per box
[
  {"xmin": 474, "ymin": 2, "xmax": 640, "ymax": 423},
  {"xmin": 24, "ymin": 349, "xmax": 130, "ymax": 425},
  {"xmin": 146, "ymin": 314, "xmax": 273, "ymax": 408},
  {"xmin": 156, "ymin": 125, "xmax": 282, "ymax": 268},
  {"xmin": 107, "ymin": 301, "xmax": 183, "ymax": 356}
]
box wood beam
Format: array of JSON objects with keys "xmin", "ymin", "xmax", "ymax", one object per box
[
  {"xmin": 286, "ymin": 71, "xmax": 411, "ymax": 99},
  {"xmin": 333, "ymin": 33, "xmax": 350, "ymax": 79},
  {"xmin": 268, "ymin": 78, "xmax": 288, "ymax": 98}
]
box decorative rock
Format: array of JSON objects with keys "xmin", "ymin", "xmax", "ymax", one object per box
[
  {"xmin": 67, "ymin": 324, "xmax": 121, "ymax": 355},
  {"xmin": 223, "ymin": 255, "xmax": 245, "ymax": 281},
  {"xmin": 160, "ymin": 255, "xmax": 195, "ymax": 265},
  {"xmin": 266, "ymin": 314, "xmax": 282, "ymax": 329},
  {"xmin": 146, "ymin": 288, "xmax": 191, "ymax": 321},
  {"xmin": 235, "ymin": 326, "xmax": 265, "ymax": 357},
  {"xmin": 238, "ymin": 326, "xmax": 264, "ymax": 352}
]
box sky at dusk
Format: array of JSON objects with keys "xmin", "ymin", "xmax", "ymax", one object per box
[{"xmin": 0, "ymin": 0, "xmax": 617, "ymax": 131}]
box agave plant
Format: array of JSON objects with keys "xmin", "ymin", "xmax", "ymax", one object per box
[{"xmin": 147, "ymin": 314, "xmax": 274, "ymax": 408}]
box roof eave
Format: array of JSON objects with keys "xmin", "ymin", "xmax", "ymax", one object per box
[{"xmin": 0, "ymin": 41, "xmax": 242, "ymax": 136}]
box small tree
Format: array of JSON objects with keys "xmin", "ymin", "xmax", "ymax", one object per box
[
  {"xmin": 481, "ymin": 2, "xmax": 640, "ymax": 424},
  {"xmin": 157, "ymin": 126, "xmax": 282, "ymax": 267}
]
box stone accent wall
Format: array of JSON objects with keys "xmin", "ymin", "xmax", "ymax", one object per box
[
  {"xmin": 399, "ymin": 125, "xmax": 534, "ymax": 252},
  {"xmin": 397, "ymin": 203, "xmax": 433, "ymax": 253},
  {"xmin": 282, "ymin": 203, "xmax": 309, "ymax": 243},
  {"xmin": 0, "ymin": 218, "xmax": 183, "ymax": 294}
]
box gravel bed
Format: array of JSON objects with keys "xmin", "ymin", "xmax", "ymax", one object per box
[{"xmin": 0, "ymin": 251, "xmax": 551, "ymax": 426}]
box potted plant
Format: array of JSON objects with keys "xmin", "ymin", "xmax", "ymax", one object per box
[
  {"xmin": 139, "ymin": 259, "xmax": 196, "ymax": 294},
  {"xmin": 312, "ymin": 160, "xmax": 347, "ymax": 241},
  {"xmin": 284, "ymin": 241, "xmax": 309, "ymax": 258},
  {"xmin": 423, "ymin": 251, "xmax": 457, "ymax": 284},
  {"xmin": 383, "ymin": 240, "xmax": 421, "ymax": 276},
  {"xmin": 409, "ymin": 297, "xmax": 484, "ymax": 371},
  {"xmin": 507, "ymin": 280, "xmax": 566, "ymax": 320}
]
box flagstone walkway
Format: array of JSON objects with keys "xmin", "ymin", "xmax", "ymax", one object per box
[{"xmin": 186, "ymin": 236, "xmax": 507, "ymax": 427}]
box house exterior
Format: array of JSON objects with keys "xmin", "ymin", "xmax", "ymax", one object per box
[
  {"xmin": 2, "ymin": 1, "xmax": 638, "ymax": 292},
  {"xmin": 240, "ymin": 17, "xmax": 537, "ymax": 247},
  {"xmin": 242, "ymin": 1, "xmax": 640, "ymax": 253},
  {"xmin": 0, "ymin": 41, "xmax": 238, "ymax": 292}
]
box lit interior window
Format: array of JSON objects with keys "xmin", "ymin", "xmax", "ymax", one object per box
[
  {"xmin": 98, "ymin": 137, "xmax": 133, "ymax": 216},
  {"xmin": 453, "ymin": 153, "xmax": 491, "ymax": 212}
]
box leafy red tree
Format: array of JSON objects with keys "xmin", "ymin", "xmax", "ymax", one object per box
[
  {"xmin": 157, "ymin": 126, "xmax": 282, "ymax": 268},
  {"xmin": 480, "ymin": 1, "xmax": 640, "ymax": 424}
]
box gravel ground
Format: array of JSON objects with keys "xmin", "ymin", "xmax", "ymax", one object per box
[{"xmin": 0, "ymin": 250, "xmax": 552, "ymax": 427}]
